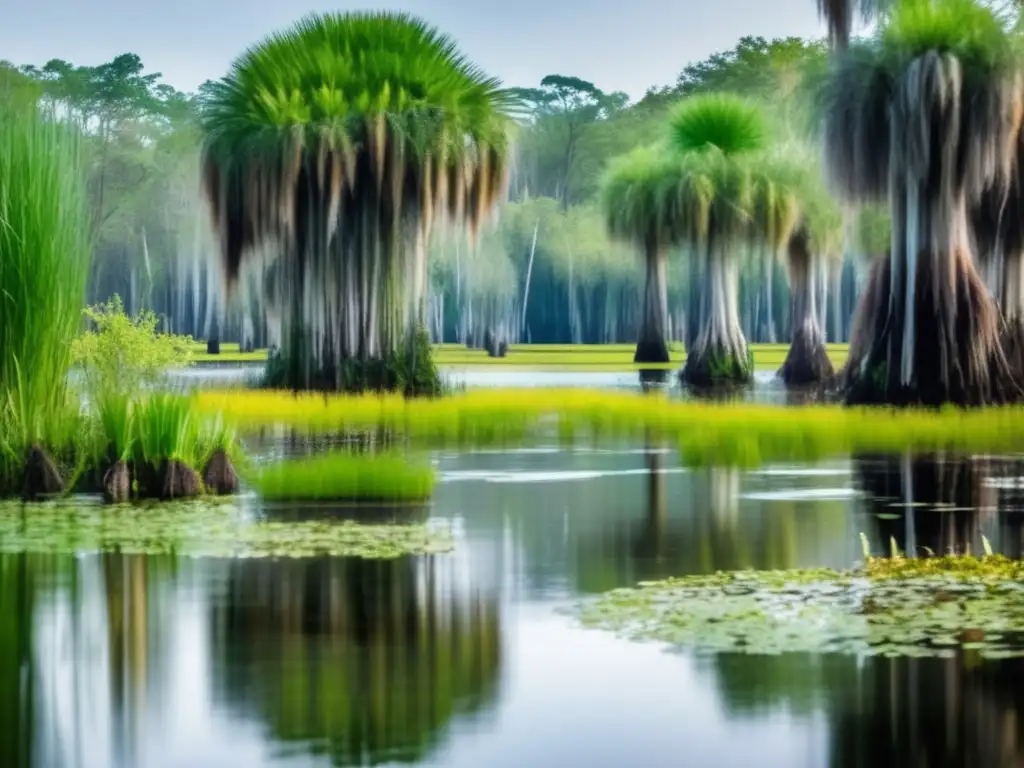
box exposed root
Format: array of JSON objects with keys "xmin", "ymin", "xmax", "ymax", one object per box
[
  {"xmin": 779, "ymin": 328, "xmax": 834, "ymax": 386},
  {"xmin": 634, "ymin": 337, "xmax": 670, "ymax": 365},
  {"xmin": 22, "ymin": 445, "xmax": 63, "ymax": 502},
  {"xmin": 264, "ymin": 327, "xmax": 442, "ymax": 396},
  {"xmin": 843, "ymin": 255, "xmax": 1021, "ymax": 406},
  {"xmin": 203, "ymin": 449, "xmax": 240, "ymax": 496},
  {"xmin": 158, "ymin": 460, "xmax": 202, "ymax": 500},
  {"xmin": 681, "ymin": 345, "xmax": 753, "ymax": 388},
  {"xmin": 102, "ymin": 460, "xmax": 131, "ymax": 504},
  {"xmin": 1000, "ymin": 317, "xmax": 1024, "ymax": 381}
]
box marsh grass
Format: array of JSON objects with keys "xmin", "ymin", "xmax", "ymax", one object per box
[
  {"xmin": 197, "ymin": 388, "xmax": 1024, "ymax": 466},
  {"xmin": 0, "ymin": 99, "xmax": 90, "ymax": 489},
  {"xmin": 250, "ymin": 452, "xmax": 436, "ymax": 502}
]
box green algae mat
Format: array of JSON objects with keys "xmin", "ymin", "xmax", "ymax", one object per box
[
  {"xmin": 0, "ymin": 500, "xmax": 452, "ymax": 559},
  {"xmin": 575, "ymin": 557, "xmax": 1024, "ymax": 660}
]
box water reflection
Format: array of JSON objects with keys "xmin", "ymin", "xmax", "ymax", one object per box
[
  {"xmin": 211, "ymin": 556, "xmax": 501, "ymax": 766},
  {"xmin": 0, "ymin": 551, "xmax": 500, "ymax": 768},
  {"xmin": 854, "ymin": 454, "xmax": 998, "ymax": 556},
  {"xmin": 827, "ymin": 655, "xmax": 1024, "ymax": 768},
  {"xmin": 7, "ymin": 447, "xmax": 1024, "ymax": 766}
]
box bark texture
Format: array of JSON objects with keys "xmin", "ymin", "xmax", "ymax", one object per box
[
  {"xmin": 681, "ymin": 251, "xmax": 752, "ymax": 387},
  {"xmin": 634, "ymin": 242, "xmax": 670, "ymax": 364}
]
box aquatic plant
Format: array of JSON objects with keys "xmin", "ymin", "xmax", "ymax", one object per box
[
  {"xmin": 196, "ymin": 388, "xmax": 1024, "ymax": 465},
  {"xmin": 201, "ymin": 11, "xmax": 514, "ymax": 393},
  {"xmin": 0, "ymin": 98, "xmax": 91, "ymax": 491},
  {"xmin": 251, "ymin": 452, "xmax": 436, "ymax": 502},
  {"xmin": 72, "ymin": 295, "xmax": 194, "ymax": 395},
  {"xmin": 575, "ymin": 554, "xmax": 1024, "ymax": 659},
  {"xmin": 0, "ymin": 499, "xmax": 452, "ymax": 559},
  {"xmin": 824, "ymin": 0, "xmax": 1023, "ymax": 406}
]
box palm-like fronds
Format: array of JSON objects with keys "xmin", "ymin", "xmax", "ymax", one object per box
[
  {"xmin": 825, "ymin": 0, "xmax": 1022, "ymax": 205},
  {"xmin": 201, "ymin": 12, "xmax": 514, "ymax": 381},
  {"xmin": 668, "ymin": 94, "xmax": 768, "ymax": 157}
]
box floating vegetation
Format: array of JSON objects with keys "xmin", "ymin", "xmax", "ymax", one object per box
[
  {"xmin": 0, "ymin": 500, "xmax": 452, "ymax": 559},
  {"xmin": 578, "ymin": 541, "xmax": 1024, "ymax": 659},
  {"xmin": 250, "ymin": 453, "xmax": 436, "ymax": 502},
  {"xmin": 575, "ymin": 563, "xmax": 1024, "ymax": 659},
  {"xmin": 197, "ymin": 388, "xmax": 1024, "ymax": 466}
]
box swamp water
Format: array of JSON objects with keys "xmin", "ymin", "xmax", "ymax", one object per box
[
  {"xmin": 3, "ymin": 447, "xmax": 1024, "ymax": 767},
  {"xmin": 4, "ymin": 366, "xmax": 1022, "ymax": 766}
]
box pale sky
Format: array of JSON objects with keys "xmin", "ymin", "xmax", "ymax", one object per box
[{"xmin": 1, "ymin": 0, "xmax": 827, "ymax": 101}]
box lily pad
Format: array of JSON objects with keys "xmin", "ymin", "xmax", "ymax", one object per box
[
  {"xmin": 0, "ymin": 499, "xmax": 452, "ymax": 559},
  {"xmin": 574, "ymin": 565, "xmax": 1024, "ymax": 660}
]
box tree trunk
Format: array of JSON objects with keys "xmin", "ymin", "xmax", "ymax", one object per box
[
  {"xmin": 681, "ymin": 247, "xmax": 752, "ymax": 386},
  {"xmin": 845, "ymin": 187, "xmax": 1017, "ymax": 405},
  {"xmin": 634, "ymin": 240, "xmax": 670, "ymax": 364},
  {"xmin": 762, "ymin": 252, "xmax": 777, "ymax": 343},
  {"xmin": 779, "ymin": 231, "xmax": 835, "ymax": 387}
]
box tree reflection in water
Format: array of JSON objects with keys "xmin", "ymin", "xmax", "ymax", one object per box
[
  {"xmin": 210, "ymin": 554, "xmax": 502, "ymax": 766},
  {"xmin": 854, "ymin": 453, "xmax": 998, "ymax": 556}
]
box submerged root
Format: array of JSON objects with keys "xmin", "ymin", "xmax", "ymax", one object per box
[
  {"xmin": 844, "ymin": 256, "xmax": 1021, "ymax": 406},
  {"xmin": 203, "ymin": 449, "xmax": 240, "ymax": 496},
  {"xmin": 779, "ymin": 328, "xmax": 834, "ymax": 387},
  {"xmin": 22, "ymin": 445, "xmax": 63, "ymax": 501}
]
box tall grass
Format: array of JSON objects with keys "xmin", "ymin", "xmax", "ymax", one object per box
[
  {"xmin": 251, "ymin": 452, "xmax": 436, "ymax": 502},
  {"xmin": 197, "ymin": 388, "xmax": 1024, "ymax": 466},
  {"xmin": 0, "ymin": 98, "xmax": 91, "ymax": 486}
]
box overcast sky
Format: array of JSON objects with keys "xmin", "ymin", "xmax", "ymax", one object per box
[{"xmin": 1, "ymin": 0, "xmax": 826, "ymax": 100}]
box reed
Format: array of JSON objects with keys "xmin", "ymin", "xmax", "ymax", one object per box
[
  {"xmin": 0, "ymin": 99, "xmax": 91, "ymax": 489},
  {"xmin": 251, "ymin": 452, "xmax": 436, "ymax": 502},
  {"xmin": 197, "ymin": 388, "xmax": 1024, "ymax": 466}
]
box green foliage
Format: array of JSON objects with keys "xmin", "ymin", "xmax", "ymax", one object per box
[
  {"xmin": 133, "ymin": 393, "xmax": 197, "ymax": 468},
  {"xmin": 251, "ymin": 452, "xmax": 436, "ymax": 502},
  {"xmin": 0, "ymin": 499, "xmax": 452, "ymax": 558},
  {"xmin": 71, "ymin": 295, "xmax": 193, "ymax": 395},
  {"xmin": 0, "ymin": 97, "xmax": 92, "ymax": 490},
  {"xmin": 668, "ymin": 94, "xmax": 768, "ymax": 156},
  {"xmin": 94, "ymin": 389, "xmax": 135, "ymax": 463},
  {"xmin": 202, "ymin": 11, "xmax": 513, "ymax": 163},
  {"xmin": 879, "ymin": 0, "xmax": 1017, "ymax": 73}
]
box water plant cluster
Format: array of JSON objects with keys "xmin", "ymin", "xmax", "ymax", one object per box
[
  {"xmin": 251, "ymin": 452, "xmax": 436, "ymax": 503},
  {"xmin": 197, "ymin": 388, "xmax": 1024, "ymax": 466},
  {"xmin": 575, "ymin": 553, "xmax": 1024, "ymax": 660},
  {"xmin": 0, "ymin": 499, "xmax": 452, "ymax": 559}
]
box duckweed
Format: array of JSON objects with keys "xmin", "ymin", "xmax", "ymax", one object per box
[
  {"xmin": 196, "ymin": 388, "xmax": 1024, "ymax": 466},
  {"xmin": 0, "ymin": 500, "xmax": 452, "ymax": 559},
  {"xmin": 575, "ymin": 562, "xmax": 1024, "ymax": 659}
]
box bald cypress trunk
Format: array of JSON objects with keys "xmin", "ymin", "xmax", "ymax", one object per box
[
  {"xmin": 682, "ymin": 243, "xmax": 752, "ymax": 387},
  {"xmin": 779, "ymin": 230, "xmax": 834, "ymax": 386},
  {"xmin": 634, "ymin": 238, "xmax": 669, "ymax": 364}
]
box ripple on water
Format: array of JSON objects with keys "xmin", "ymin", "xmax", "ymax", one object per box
[
  {"xmin": 439, "ymin": 467, "xmax": 689, "ymax": 484},
  {"xmin": 740, "ymin": 487, "xmax": 860, "ymax": 502}
]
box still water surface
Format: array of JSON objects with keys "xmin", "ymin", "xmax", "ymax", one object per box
[{"xmin": 4, "ymin": 447, "xmax": 1024, "ymax": 767}]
